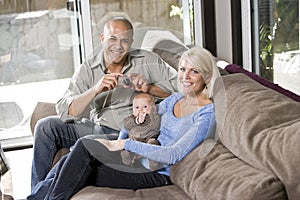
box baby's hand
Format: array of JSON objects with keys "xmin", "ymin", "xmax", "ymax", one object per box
[{"xmin": 135, "ymin": 112, "xmax": 146, "ymax": 125}]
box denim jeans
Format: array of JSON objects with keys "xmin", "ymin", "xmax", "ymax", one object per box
[
  {"xmin": 28, "ymin": 154, "xmax": 68, "ymax": 200},
  {"xmin": 31, "ymin": 116, "xmax": 119, "ymax": 191},
  {"xmin": 29, "ymin": 138, "xmax": 171, "ymax": 200}
]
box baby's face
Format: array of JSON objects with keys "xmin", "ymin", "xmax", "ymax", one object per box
[{"xmin": 132, "ymin": 97, "xmax": 153, "ymax": 117}]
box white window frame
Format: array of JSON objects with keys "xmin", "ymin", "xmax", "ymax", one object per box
[
  {"xmin": 250, "ymin": 0, "xmax": 260, "ymax": 74},
  {"xmin": 80, "ymin": 0, "xmax": 93, "ymax": 60},
  {"xmin": 214, "ymin": 0, "xmax": 233, "ymax": 64},
  {"xmin": 241, "ymin": 0, "xmax": 253, "ymax": 72},
  {"xmin": 69, "ymin": 0, "xmax": 93, "ymax": 70},
  {"xmin": 193, "ymin": 0, "xmax": 204, "ymax": 47}
]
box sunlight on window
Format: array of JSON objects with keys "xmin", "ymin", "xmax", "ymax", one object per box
[{"xmin": 15, "ymin": 10, "xmax": 48, "ymax": 20}]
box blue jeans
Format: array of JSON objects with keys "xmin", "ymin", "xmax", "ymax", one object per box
[
  {"xmin": 28, "ymin": 154, "xmax": 68, "ymax": 200},
  {"xmin": 29, "ymin": 138, "xmax": 171, "ymax": 200},
  {"xmin": 31, "ymin": 116, "xmax": 119, "ymax": 191}
]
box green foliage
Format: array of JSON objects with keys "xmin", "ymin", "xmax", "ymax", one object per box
[
  {"xmin": 259, "ymin": 0, "xmax": 299, "ymax": 80},
  {"xmin": 170, "ymin": 0, "xmax": 194, "ymax": 43},
  {"xmin": 170, "ymin": 5, "xmax": 183, "ymax": 19}
]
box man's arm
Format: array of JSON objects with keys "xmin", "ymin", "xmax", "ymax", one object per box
[
  {"xmin": 68, "ymin": 88, "xmax": 96, "ymax": 117},
  {"xmin": 69, "ymin": 73, "xmax": 121, "ymax": 117},
  {"xmin": 129, "ymin": 73, "xmax": 172, "ymax": 98},
  {"xmin": 147, "ymin": 84, "xmax": 170, "ymax": 98}
]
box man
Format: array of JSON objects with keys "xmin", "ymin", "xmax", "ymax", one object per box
[{"xmin": 31, "ymin": 16, "xmax": 177, "ymax": 189}]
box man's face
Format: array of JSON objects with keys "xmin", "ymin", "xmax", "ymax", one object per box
[{"xmin": 101, "ymin": 20, "xmax": 133, "ymax": 66}]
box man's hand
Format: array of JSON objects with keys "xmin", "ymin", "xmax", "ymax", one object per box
[
  {"xmin": 96, "ymin": 139, "xmax": 126, "ymax": 151},
  {"xmin": 129, "ymin": 73, "xmax": 149, "ymax": 93},
  {"xmin": 129, "ymin": 73, "xmax": 171, "ymax": 98},
  {"xmin": 92, "ymin": 73, "xmax": 122, "ymax": 96}
]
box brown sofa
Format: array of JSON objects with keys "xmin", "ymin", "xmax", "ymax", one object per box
[
  {"xmin": 28, "ymin": 35, "xmax": 300, "ymax": 199},
  {"xmin": 29, "ymin": 70, "xmax": 300, "ymax": 199}
]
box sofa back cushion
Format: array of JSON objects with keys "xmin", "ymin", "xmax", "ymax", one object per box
[
  {"xmin": 213, "ymin": 73, "xmax": 300, "ymax": 199},
  {"xmin": 170, "ymin": 139, "xmax": 287, "ymax": 200},
  {"xmin": 225, "ymin": 64, "xmax": 300, "ymax": 102}
]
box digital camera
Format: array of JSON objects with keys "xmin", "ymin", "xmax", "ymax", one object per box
[{"xmin": 118, "ymin": 75, "xmax": 132, "ymax": 87}]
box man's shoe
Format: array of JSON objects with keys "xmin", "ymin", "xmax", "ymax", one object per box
[{"xmin": 0, "ymin": 143, "xmax": 10, "ymax": 175}]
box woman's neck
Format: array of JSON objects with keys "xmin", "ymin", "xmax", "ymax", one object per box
[
  {"xmin": 183, "ymin": 94, "xmax": 211, "ymax": 107},
  {"xmin": 173, "ymin": 94, "xmax": 211, "ymax": 118}
]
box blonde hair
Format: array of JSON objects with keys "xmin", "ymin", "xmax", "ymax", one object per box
[{"xmin": 179, "ymin": 47, "xmax": 220, "ymax": 98}]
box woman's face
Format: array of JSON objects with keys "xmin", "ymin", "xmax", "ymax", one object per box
[{"xmin": 177, "ymin": 59, "xmax": 206, "ymax": 96}]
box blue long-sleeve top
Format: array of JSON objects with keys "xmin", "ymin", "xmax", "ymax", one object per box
[{"xmin": 123, "ymin": 93, "xmax": 216, "ymax": 176}]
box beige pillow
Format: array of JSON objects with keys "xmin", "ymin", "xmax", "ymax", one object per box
[
  {"xmin": 30, "ymin": 102, "xmax": 56, "ymax": 134},
  {"xmin": 170, "ymin": 140, "xmax": 287, "ymax": 200},
  {"xmin": 213, "ymin": 73, "xmax": 300, "ymax": 199}
]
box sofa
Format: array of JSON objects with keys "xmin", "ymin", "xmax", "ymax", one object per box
[
  {"xmin": 27, "ymin": 61, "xmax": 300, "ymax": 199},
  {"xmin": 25, "ymin": 31, "xmax": 300, "ymax": 199}
]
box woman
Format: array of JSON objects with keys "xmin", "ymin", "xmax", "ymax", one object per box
[{"xmin": 28, "ymin": 46, "xmax": 220, "ymax": 200}]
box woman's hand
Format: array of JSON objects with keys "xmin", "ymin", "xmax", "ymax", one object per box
[{"xmin": 96, "ymin": 139, "xmax": 126, "ymax": 151}]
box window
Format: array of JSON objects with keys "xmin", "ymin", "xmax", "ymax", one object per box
[
  {"xmin": 254, "ymin": 0, "xmax": 299, "ymax": 95},
  {"xmin": 86, "ymin": 0, "xmax": 196, "ymax": 53},
  {"xmin": 0, "ymin": 0, "xmax": 200, "ymax": 149},
  {"xmin": 0, "ymin": 1, "xmax": 81, "ymax": 149}
]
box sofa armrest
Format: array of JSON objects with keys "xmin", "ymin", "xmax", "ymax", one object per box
[{"xmin": 30, "ymin": 102, "xmax": 56, "ymax": 135}]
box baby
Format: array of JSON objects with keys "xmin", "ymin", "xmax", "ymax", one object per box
[{"xmin": 118, "ymin": 93, "xmax": 161, "ymax": 170}]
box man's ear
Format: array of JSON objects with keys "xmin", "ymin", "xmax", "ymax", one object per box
[{"xmin": 100, "ymin": 33, "xmax": 105, "ymax": 43}]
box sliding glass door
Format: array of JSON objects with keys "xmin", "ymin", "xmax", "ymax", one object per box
[
  {"xmin": 0, "ymin": 1, "xmax": 82, "ymax": 149},
  {"xmin": 253, "ymin": 0, "xmax": 299, "ymax": 95},
  {"xmin": 87, "ymin": 0, "xmax": 197, "ymax": 54}
]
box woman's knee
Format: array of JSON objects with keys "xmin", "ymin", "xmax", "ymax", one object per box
[
  {"xmin": 73, "ymin": 138, "xmax": 92, "ymax": 151},
  {"xmin": 73, "ymin": 138, "xmax": 104, "ymax": 158}
]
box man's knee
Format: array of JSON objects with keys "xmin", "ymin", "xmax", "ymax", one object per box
[{"xmin": 34, "ymin": 116, "xmax": 63, "ymax": 137}]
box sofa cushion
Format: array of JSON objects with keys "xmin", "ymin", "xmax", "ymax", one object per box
[
  {"xmin": 71, "ymin": 185, "xmax": 189, "ymax": 200},
  {"xmin": 225, "ymin": 64, "xmax": 300, "ymax": 102},
  {"xmin": 213, "ymin": 73, "xmax": 300, "ymax": 199},
  {"xmin": 153, "ymin": 39, "xmax": 188, "ymax": 70},
  {"xmin": 170, "ymin": 139, "xmax": 287, "ymax": 200},
  {"xmin": 30, "ymin": 102, "xmax": 56, "ymax": 134}
]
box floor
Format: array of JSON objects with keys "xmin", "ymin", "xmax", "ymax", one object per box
[{"xmin": 2, "ymin": 148, "xmax": 32, "ymax": 200}]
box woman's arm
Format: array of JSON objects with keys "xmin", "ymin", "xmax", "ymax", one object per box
[
  {"xmin": 125, "ymin": 110, "xmax": 215, "ymax": 165},
  {"xmin": 97, "ymin": 110, "xmax": 215, "ymax": 165},
  {"xmin": 118, "ymin": 128, "xmax": 129, "ymax": 140}
]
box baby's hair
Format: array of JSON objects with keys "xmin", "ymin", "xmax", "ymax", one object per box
[{"xmin": 134, "ymin": 93, "xmax": 155, "ymax": 105}]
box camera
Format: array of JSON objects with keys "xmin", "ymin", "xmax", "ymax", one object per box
[{"xmin": 118, "ymin": 75, "xmax": 132, "ymax": 87}]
